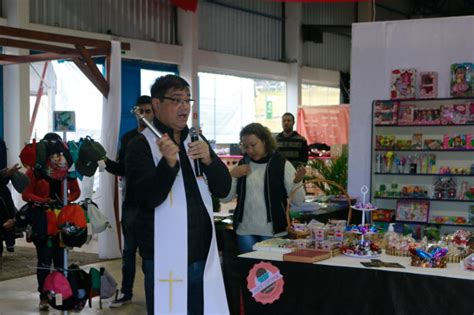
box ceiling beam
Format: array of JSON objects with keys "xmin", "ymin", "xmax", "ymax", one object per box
[
  {"xmin": 75, "ymin": 44, "xmax": 109, "ymax": 98},
  {"xmin": 73, "ymin": 57, "xmax": 109, "ymax": 98}
]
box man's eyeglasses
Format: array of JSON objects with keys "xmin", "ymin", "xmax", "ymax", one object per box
[{"xmin": 162, "ymin": 96, "xmax": 195, "ymax": 106}]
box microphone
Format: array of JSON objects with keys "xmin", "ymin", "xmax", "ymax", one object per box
[{"xmin": 189, "ymin": 127, "xmax": 203, "ymax": 177}]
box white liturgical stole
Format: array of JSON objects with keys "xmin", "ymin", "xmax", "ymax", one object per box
[{"xmin": 142, "ymin": 127, "xmax": 229, "ymax": 315}]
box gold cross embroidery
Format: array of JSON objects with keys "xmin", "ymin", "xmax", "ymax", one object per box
[{"xmin": 159, "ymin": 271, "xmax": 183, "ymax": 312}]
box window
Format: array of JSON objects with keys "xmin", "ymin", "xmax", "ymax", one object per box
[
  {"xmin": 198, "ymin": 72, "xmax": 286, "ymax": 144},
  {"xmin": 29, "ymin": 61, "xmax": 103, "ymax": 141},
  {"xmin": 140, "ymin": 69, "xmax": 176, "ymax": 96},
  {"xmin": 301, "ymin": 83, "xmax": 340, "ymax": 106}
]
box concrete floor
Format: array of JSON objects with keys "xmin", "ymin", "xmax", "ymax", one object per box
[{"xmin": 0, "ymin": 239, "xmax": 148, "ymax": 315}]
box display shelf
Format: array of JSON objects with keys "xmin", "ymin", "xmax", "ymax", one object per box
[
  {"xmin": 395, "ymin": 220, "xmax": 474, "ymax": 228},
  {"xmin": 374, "ymin": 196, "xmax": 474, "ymax": 202},
  {"xmin": 371, "ymin": 97, "xmax": 474, "ymax": 231},
  {"xmin": 374, "ymin": 172, "xmax": 474, "ymax": 177}
]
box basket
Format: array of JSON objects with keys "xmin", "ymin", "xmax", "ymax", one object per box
[{"xmin": 286, "ymin": 178, "xmax": 353, "ymax": 238}]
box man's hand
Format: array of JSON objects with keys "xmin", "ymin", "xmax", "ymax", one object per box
[
  {"xmin": 230, "ymin": 165, "xmax": 251, "ymax": 178},
  {"xmin": 293, "ymin": 166, "xmax": 306, "ymax": 183},
  {"xmin": 157, "ymin": 134, "xmax": 179, "ymax": 167},
  {"xmin": 188, "ymin": 140, "xmax": 212, "ymax": 166},
  {"xmin": 6, "ymin": 164, "xmax": 20, "ymax": 177}
]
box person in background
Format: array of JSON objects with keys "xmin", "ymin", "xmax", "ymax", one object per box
[
  {"xmin": 275, "ymin": 112, "xmax": 309, "ymax": 168},
  {"xmin": 105, "ymin": 95, "xmax": 154, "ymax": 308},
  {"xmin": 221, "ymin": 122, "xmax": 305, "ymax": 253},
  {"xmin": 0, "ymin": 163, "xmax": 21, "ymax": 256},
  {"xmin": 125, "ymin": 75, "xmax": 231, "ymax": 314},
  {"xmin": 21, "ymin": 133, "xmax": 80, "ymax": 311}
]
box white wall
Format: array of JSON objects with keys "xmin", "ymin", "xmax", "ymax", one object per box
[{"xmin": 349, "ymin": 15, "xmax": 474, "ymax": 196}]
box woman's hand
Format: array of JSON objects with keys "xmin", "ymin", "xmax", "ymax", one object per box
[
  {"xmin": 230, "ymin": 165, "xmax": 251, "ymax": 178},
  {"xmin": 293, "ymin": 166, "xmax": 306, "ymax": 183}
]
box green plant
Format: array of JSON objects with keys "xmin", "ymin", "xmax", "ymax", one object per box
[{"xmin": 306, "ymin": 149, "xmax": 348, "ymax": 195}]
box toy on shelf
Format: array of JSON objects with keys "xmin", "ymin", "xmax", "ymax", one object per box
[
  {"xmin": 450, "ymin": 63, "xmax": 473, "ymax": 97},
  {"xmin": 413, "ymin": 108, "xmax": 441, "ymax": 125},
  {"xmin": 441, "ymin": 104, "xmax": 469, "ymax": 125},
  {"xmin": 443, "ymin": 134, "xmax": 467, "ymax": 149},
  {"xmin": 397, "ymin": 104, "xmax": 415, "ymax": 125},
  {"xmin": 419, "ymin": 71, "xmax": 438, "ymax": 98},
  {"xmin": 374, "ymin": 101, "xmax": 399, "ymax": 125},
  {"xmin": 391, "ymin": 69, "xmax": 416, "ymax": 99},
  {"xmin": 433, "ymin": 177, "xmax": 457, "ymax": 199},
  {"xmin": 396, "ymin": 200, "xmax": 430, "ymax": 223}
]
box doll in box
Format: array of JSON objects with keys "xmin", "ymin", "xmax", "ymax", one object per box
[
  {"xmin": 391, "ymin": 69, "xmax": 416, "ymax": 99},
  {"xmin": 419, "ymin": 72, "xmax": 438, "ymax": 99},
  {"xmin": 450, "ymin": 63, "xmax": 473, "ymax": 97}
]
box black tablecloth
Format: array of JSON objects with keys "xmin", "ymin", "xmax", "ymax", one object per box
[{"xmin": 238, "ymin": 257, "xmax": 473, "ymax": 315}]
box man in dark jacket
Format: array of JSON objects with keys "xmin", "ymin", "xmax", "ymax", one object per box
[
  {"xmin": 125, "ymin": 75, "xmax": 231, "ymax": 315},
  {"xmin": 275, "ymin": 112, "xmax": 309, "ymax": 167},
  {"xmin": 105, "ymin": 95, "xmax": 154, "ymax": 308}
]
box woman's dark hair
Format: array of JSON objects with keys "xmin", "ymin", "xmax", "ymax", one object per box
[
  {"xmin": 240, "ymin": 123, "xmax": 276, "ymax": 155},
  {"xmin": 150, "ymin": 75, "xmax": 190, "ymax": 99}
]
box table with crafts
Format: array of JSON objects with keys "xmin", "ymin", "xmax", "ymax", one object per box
[{"xmin": 237, "ymin": 250, "xmax": 473, "ymax": 315}]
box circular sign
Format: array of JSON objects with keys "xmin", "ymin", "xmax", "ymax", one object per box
[{"xmin": 246, "ymin": 262, "xmax": 284, "ymax": 304}]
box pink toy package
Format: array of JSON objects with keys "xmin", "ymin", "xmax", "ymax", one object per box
[
  {"xmin": 419, "ymin": 71, "xmax": 438, "ymax": 99},
  {"xmin": 391, "ymin": 69, "xmax": 416, "ymax": 99},
  {"xmin": 443, "ymin": 134, "xmax": 467, "ymax": 149}
]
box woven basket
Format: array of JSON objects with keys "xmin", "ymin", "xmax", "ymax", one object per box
[{"xmin": 286, "ymin": 178, "xmax": 352, "ymax": 238}]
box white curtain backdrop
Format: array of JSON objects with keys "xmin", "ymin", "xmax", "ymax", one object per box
[
  {"xmin": 97, "ymin": 41, "xmax": 122, "ymax": 259},
  {"xmin": 348, "ymin": 16, "xmax": 474, "ymax": 197}
]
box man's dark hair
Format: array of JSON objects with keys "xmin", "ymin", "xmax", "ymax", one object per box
[
  {"xmin": 282, "ymin": 112, "xmax": 295, "ymax": 122},
  {"xmin": 136, "ymin": 95, "xmax": 152, "ymax": 106},
  {"xmin": 150, "ymin": 75, "xmax": 190, "ymax": 99},
  {"xmin": 240, "ymin": 123, "xmax": 277, "ymax": 155}
]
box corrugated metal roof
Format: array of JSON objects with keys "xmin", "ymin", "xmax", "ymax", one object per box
[
  {"xmin": 199, "ymin": 0, "xmax": 283, "ymax": 61},
  {"xmin": 29, "ymin": 0, "xmax": 176, "ymax": 44}
]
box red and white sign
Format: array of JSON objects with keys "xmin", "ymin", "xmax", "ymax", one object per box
[{"xmin": 246, "ymin": 262, "xmax": 285, "ymax": 304}]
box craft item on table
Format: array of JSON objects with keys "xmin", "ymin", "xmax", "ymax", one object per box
[
  {"xmin": 395, "ymin": 200, "xmax": 429, "ymax": 223},
  {"xmin": 375, "ymin": 135, "xmax": 396, "ymax": 150},
  {"xmin": 374, "ymin": 101, "xmax": 399, "ymax": 125},
  {"xmin": 385, "ymin": 233, "xmax": 419, "ymax": 256},
  {"xmin": 391, "ymin": 69, "xmax": 416, "ymax": 99},
  {"xmin": 287, "ymin": 221, "xmax": 310, "ymax": 239},
  {"xmin": 252, "ymin": 238, "xmax": 294, "ymax": 253},
  {"xmin": 341, "ymin": 239, "xmax": 382, "ymax": 258},
  {"xmin": 443, "ymin": 134, "xmax": 467, "ymax": 149},
  {"xmin": 314, "ymin": 240, "xmax": 341, "ymax": 251},
  {"xmin": 292, "ymin": 238, "xmax": 314, "ymax": 249},
  {"xmin": 409, "ymin": 246, "xmax": 448, "ymax": 268},
  {"xmin": 463, "ymin": 253, "xmax": 474, "ymax": 270},
  {"xmin": 397, "ymin": 104, "xmax": 415, "ymax": 125},
  {"xmin": 311, "ymin": 226, "xmax": 328, "ymax": 241},
  {"xmin": 450, "ymin": 63, "xmax": 473, "ymax": 97},
  {"xmin": 411, "ymin": 133, "xmax": 423, "ymax": 150},
  {"xmin": 424, "ymin": 139, "xmax": 442, "ymax": 150},
  {"xmin": 423, "ymin": 226, "xmax": 440, "ymax": 241},
  {"xmin": 360, "ymin": 259, "xmax": 405, "ymax": 268},
  {"xmin": 283, "ymin": 249, "xmax": 331, "ymax": 264},
  {"xmin": 419, "ymin": 71, "xmax": 438, "ymax": 98}
]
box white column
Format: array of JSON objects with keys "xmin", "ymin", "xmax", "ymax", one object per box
[
  {"xmin": 285, "ymin": 3, "xmax": 302, "ymax": 123},
  {"xmin": 3, "ymin": 0, "xmax": 30, "ymax": 165},
  {"xmin": 178, "ymin": 9, "xmax": 199, "ymax": 128}
]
